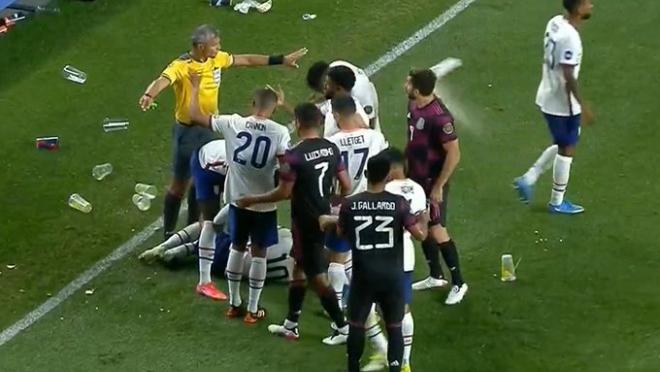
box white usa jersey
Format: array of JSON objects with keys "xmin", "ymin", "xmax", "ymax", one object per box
[
  {"xmin": 328, "ymin": 128, "xmax": 388, "ymax": 195},
  {"xmin": 320, "ymin": 98, "xmax": 371, "ymax": 138},
  {"xmin": 536, "ymin": 15, "xmax": 583, "ymax": 116},
  {"xmin": 385, "ymin": 178, "xmax": 427, "ymax": 272},
  {"xmin": 329, "ymin": 60, "xmax": 380, "ymax": 125},
  {"xmin": 211, "ymin": 114, "xmax": 290, "ymax": 212},
  {"xmin": 197, "ymin": 139, "xmax": 228, "ymax": 175}
]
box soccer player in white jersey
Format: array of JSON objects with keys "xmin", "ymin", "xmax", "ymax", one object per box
[
  {"xmin": 312, "ymin": 65, "xmax": 370, "ymax": 137},
  {"xmin": 514, "ymin": 0, "xmax": 594, "ymax": 214},
  {"xmin": 325, "ymin": 95, "xmax": 388, "ymax": 309},
  {"xmin": 307, "ymin": 60, "xmax": 381, "ymax": 131},
  {"xmin": 189, "ymin": 73, "xmax": 291, "ymax": 324}
]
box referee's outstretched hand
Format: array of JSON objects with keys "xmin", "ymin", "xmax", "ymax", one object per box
[{"xmin": 284, "ymin": 48, "xmax": 308, "ymax": 69}]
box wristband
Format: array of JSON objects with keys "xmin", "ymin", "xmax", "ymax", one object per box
[
  {"xmin": 143, "ymin": 93, "xmax": 153, "ymax": 98},
  {"xmin": 268, "ymin": 54, "xmax": 284, "ymax": 65}
]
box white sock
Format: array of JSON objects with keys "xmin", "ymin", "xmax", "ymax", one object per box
[
  {"xmin": 163, "ymin": 222, "xmax": 202, "ymax": 249},
  {"xmin": 328, "ymin": 262, "xmax": 346, "ymax": 308},
  {"xmin": 522, "ymin": 145, "xmax": 558, "ymax": 185},
  {"xmin": 198, "ymin": 221, "xmax": 215, "ymax": 285},
  {"xmin": 248, "ymin": 256, "xmax": 267, "ymax": 313},
  {"xmin": 366, "ymin": 307, "xmax": 388, "ymax": 354},
  {"xmin": 550, "ymin": 154, "xmax": 573, "ymax": 206},
  {"xmin": 402, "ymin": 312, "xmax": 414, "ymax": 366},
  {"xmin": 226, "ymin": 248, "xmax": 245, "ymax": 307}
]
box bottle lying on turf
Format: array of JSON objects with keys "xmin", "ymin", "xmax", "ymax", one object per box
[
  {"xmin": 102, "ymin": 118, "xmax": 129, "ymax": 132},
  {"xmin": 501, "ymin": 254, "xmax": 516, "ymax": 282},
  {"xmin": 132, "ymin": 194, "xmax": 151, "ymax": 211},
  {"xmin": 135, "ymin": 183, "xmax": 157, "ymax": 199},
  {"xmin": 92, "ymin": 163, "xmax": 113, "ymax": 181},
  {"xmin": 68, "ymin": 193, "xmax": 92, "ymax": 213},
  {"xmin": 62, "ymin": 65, "xmax": 86, "ymax": 84}
]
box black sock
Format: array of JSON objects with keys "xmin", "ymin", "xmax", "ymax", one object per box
[
  {"xmin": 439, "ymin": 240, "xmax": 464, "ymax": 286},
  {"xmin": 347, "ymin": 324, "xmax": 366, "ymax": 372},
  {"xmin": 287, "ymin": 281, "xmax": 306, "ymax": 324},
  {"xmin": 319, "ymin": 288, "xmax": 346, "ymax": 328},
  {"xmin": 186, "ymin": 187, "xmax": 200, "ymax": 225},
  {"xmin": 163, "ymin": 192, "xmax": 183, "ymax": 238},
  {"xmin": 422, "ymin": 239, "xmax": 443, "ymax": 279},
  {"xmin": 386, "ymin": 325, "xmax": 404, "ymax": 372}
]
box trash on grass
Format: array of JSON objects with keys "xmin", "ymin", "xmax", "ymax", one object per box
[
  {"xmin": 35, "ymin": 136, "xmax": 60, "ymax": 151},
  {"xmin": 68, "ymin": 193, "xmax": 93, "ymax": 213},
  {"xmin": 102, "ymin": 118, "xmax": 129, "ymax": 132},
  {"xmin": 62, "ymin": 65, "xmax": 87, "ymax": 84},
  {"xmin": 85, "ymin": 288, "xmax": 95, "ymax": 296},
  {"xmin": 302, "ymin": 13, "xmax": 317, "ymax": 21}
]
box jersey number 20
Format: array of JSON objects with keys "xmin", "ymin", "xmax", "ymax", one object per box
[
  {"xmin": 354, "ymin": 215, "xmax": 394, "ymax": 250},
  {"xmin": 233, "ymin": 132, "xmax": 272, "ymax": 169}
]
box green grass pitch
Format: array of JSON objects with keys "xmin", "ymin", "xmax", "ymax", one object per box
[{"xmin": 1, "ymin": 0, "xmax": 660, "ymax": 370}]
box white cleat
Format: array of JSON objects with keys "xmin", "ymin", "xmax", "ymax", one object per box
[
  {"xmin": 268, "ymin": 322, "xmax": 300, "ymax": 341},
  {"xmin": 411, "ymin": 276, "xmax": 449, "ymax": 291},
  {"xmin": 445, "ymin": 283, "xmax": 468, "ymax": 305},
  {"xmin": 322, "ymin": 324, "xmax": 348, "ymax": 346},
  {"xmin": 361, "ymin": 352, "xmax": 388, "ymax": 371},
  {"xmin": 138, "ymin": 244, "xmax": 167, "ymax": 263}
]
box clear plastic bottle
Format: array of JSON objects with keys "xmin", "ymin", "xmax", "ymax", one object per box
[
  {"xmin": 92, "ymin": 163, "xmax": 113, "ymax": 181},
  {"xmin": 68, "ymin": 193, "xmax": 92, "ymax": 213},
  {"xmin": 102, "ymin": 118, "xmax": 129, "ymax": 132},
  {"xmin": 132, "ymin": 194, "xmax": 151, "ymax": 211},
  {"xmin": 501, "ymin": 254, "xmax": 516, "ymax": 282},
  {"xmin": 135, "ymin": 183, "xmax": 157, "ymax": 199}
]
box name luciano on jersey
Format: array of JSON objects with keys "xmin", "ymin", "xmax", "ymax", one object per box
[
  {"xmin": 304, "ymin": 147, "xmax": 335, "ymax": 161},
  {"xmin": 352, "ymin": 201, "xmax": 396, "ymax": 211}
]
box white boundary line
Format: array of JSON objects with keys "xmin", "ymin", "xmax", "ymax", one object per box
[{"xmin": 0, "ymin": 0, "xmax": 478, "ymax": 348}]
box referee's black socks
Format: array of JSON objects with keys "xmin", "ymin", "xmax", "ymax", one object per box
[
  {"xmin": 439, "ymin": 240, "xmax": 464, "ymax": 286},
  {"xmin": 422, "ymin": 239, "xmax": 444, "ymax": 279},
  {"xmin": 287, "ymin": 281, "xmax": 306, "ymax": 323},
  {"xmin": 163, "ymin": 192, "xmax": 183, "ymax": 238},
  {"xmin": 386, "ymin": 324, "xmax": 404, "ymax": 372},
  {"xmin": 347, "ymin": 325, "xmax": 366, "ymax": 372},
  {"xmin": 319, "ymin": 288, "xmax": 346, "ymax": 328}
]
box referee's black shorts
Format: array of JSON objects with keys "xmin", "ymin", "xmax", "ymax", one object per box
[
  {"xmin": 348, "ymin": 276, "xmax": 405, "ymax": 327},
  {"xmin": 172, "ymin": 122, "xmax": 215, "ymax": 181}
]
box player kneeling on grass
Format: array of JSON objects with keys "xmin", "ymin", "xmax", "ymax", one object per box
[
  {"xmin": 237, "ymin": 103, "xmax": 352, "ymax": 344},
  {"xmin": 139, "ymin": 206, "xmax": 294, "ymax": 283},
  {"xmin": 320, "ymin": 151, "xmax": 428, "ymax": 372},
  {"xmin": 189, "ymin": 73, "xmax": 291, "ymax": 324}
]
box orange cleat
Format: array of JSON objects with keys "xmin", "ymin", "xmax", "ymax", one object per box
[
  {"xmin": 196, "ymin": 282, "xmax": 227, "ymax": 301},
  {"xmin": 225, "ymin": 305, "xmax": 246, "ymax": 319},
  {"xmin": 243, "ymin": 308, "xmax": 267, "ymax": 325}
]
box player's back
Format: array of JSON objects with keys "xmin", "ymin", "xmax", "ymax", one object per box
[
  {"xmin": 536, "ymin": 15, "xmax": 583, "ymax": 116},
  {"xmin": 385, "ymin": 178, "xmax": 426, "ymax": 272},
  {"xmin": 328, "ymin": 128, "xmax": 388, "ymax": 195},
  {"xmin": 286, "ymin": 138, "xmax": 342, "ymax": 222},
  {"xmin": 340, "ymin": 191, "xmax": 410, "ymax": 285},
  {"xmin": 198, "ymin": 139, "xmax": 228, "ymax": 175},
  {"xmin": 212, "ymin": 114, "xmax": 290, "ymax": 211}
]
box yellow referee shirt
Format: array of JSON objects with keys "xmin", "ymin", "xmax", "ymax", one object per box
[{"xmin": 161, "ymin": 51, "xmax": 233, "ymax": 125}]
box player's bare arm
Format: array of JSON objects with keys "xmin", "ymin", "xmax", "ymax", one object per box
[
  {"xmin": 236, "ymin": 179, "xmax": 294, "ymax": 209},
  {"xmin": 188, "ymin": 72, "xmax": 212, "ymax": 128},
  {"xmin": 318, "ymin": 215, "xmax": 339, "ymax": 232},
  {"xmin": 138, "ymin": 76, "xmax": 170, "ymax": 111},
  {"xmin": 431, "ymin": 139, "xmax": 461, "ymax": 203},
  {"xmin": 337, "ymin": 169, "xmax": 352, "ymax": 197},
  {"xmin": 266, "ymin": 84, "xmax": 295, "ymax": 116},
  {"xmin": 562, "ymin": 64, "xmax": 593, "ymax": 123},
  {"xmin": 233, "ymin": 48, "xmax": 308, "ymax": 68}
]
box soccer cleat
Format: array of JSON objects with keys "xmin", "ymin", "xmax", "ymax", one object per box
[
  {"xmin": 268, "ymin": 322, "xmax": 300, "ymax": 341},
  {"xmin": 445, "ymin": 283, "xmax": 469, "ymax": 305},
  {"xmin": 401, "ymin": 364, "xmax": 412, "ymax": 372},
  {"xmin": 411, "ymin": 276, "xmax": 449, "ymax": 291},
  {"xmin": 225, "ymin": 305, "xmax": 246, "ymax": 319},
  {"xmin": 243, "ymin": 308, "xmax": 267, "ymax": 325},
  {"xmin": 361, "ymin": 352, "xmax": 388, "ymax": 371},
  {"xmin": 513, "ymin": 177, "xmax": 533, "ymax": 204},
  {"xmin": 196, "ymin": 282, "xmax": 228, "ymax": 301},
  {"xmin": 138, "ymin": 244, "xmax": 167, "ymax": 263},
  {"xmin": 322, "ymin": 324, "xmax": 348, "ymax": 345},
  {"xmin": 209, "ymin": 0, "xmax": 232, "ymax": 6},
  {"xmin": 548, "ymin": 200, "xmax": 585, "ymax": 215}
]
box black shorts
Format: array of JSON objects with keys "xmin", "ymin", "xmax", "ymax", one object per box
[
  {"xmin": 348, "ymin": 276, "xmax": 405, "ymax": 327},
  {"xmin": 429, "ymin": 183, "xmax": 450, "ymax": 227},
  {"xmin": 172, "ymin": 122, "xmax": 216, "ymax": 180},
  {"xmin": 291, "ymin": 218, "xmax": 327, "ymax": 278}
]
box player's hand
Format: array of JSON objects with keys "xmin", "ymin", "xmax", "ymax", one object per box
[
  {"xmin": 236, "ymin": 197, "xmax": 253, "ymax": 209},
  {"xmin": 189, "ymin": 71, "xmax": 202, "ymax": 88},
  {"xmin": 581, "ymin": 103, "xmax": 595, "ymax": 126},
  {"xmin": 267, "ymin": 84, "xmax": 286, "ymax": 106},
  {"xmin": 138, "ymin": 94, "xmax": 154, "ymax": 112},
  {"xmin": 318, "ymin": 215, "xmax": 336, "ymax": 232},
  {"xmin": 430, "ymin": 185, "xmax": 444, "ymax": 204},
  {"xmin": 283, "ymin": 48, "xmax": 308, "ymax": 69}
]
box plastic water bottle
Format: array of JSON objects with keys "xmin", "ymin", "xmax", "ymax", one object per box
[
  {"xmin": 62, "ymin": 65, "xmax": 87, "ymax": 84},
  {"xmin": 132, "ymin": 194, "xmax": 151, "ymax": 211},
  {"xmin": 102, "ymin": 118, "xmax": 129, "ymax": 132},
  {"xmin": 68, "ymin": 193, "xmax": 92, "ymax": 213},
  {"xmin": 501, "ymin": 254, "xmax": 516, "ymax": 282},
  {"xmin": 92, "ymin": 163, "xmax": 113, "ymax": 181},
  {"xmin": 135, "ymin": 183, "xmax": 157, "ymax": 199}
]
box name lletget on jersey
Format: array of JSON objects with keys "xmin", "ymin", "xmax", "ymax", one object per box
[
  {"xmin": 353, "ymin": 201, "xmax": 396, "ymax": 211},
  {"xmin": 339, "ymin": 135, "xmax": 365, "ymax": 147},
  {"xmin": 304, "ymin": 147, "xmax": 335, "ymax": 161}
]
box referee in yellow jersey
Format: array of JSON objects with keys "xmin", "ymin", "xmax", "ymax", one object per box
[{"xmin": 138, "ymin": 24, "xmax": 307, "ymax": 238}]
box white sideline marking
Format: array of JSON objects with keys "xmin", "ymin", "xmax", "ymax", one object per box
[{"xmin": 0, "ymin": 0, "xmax": 478, "ymax": 347}]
